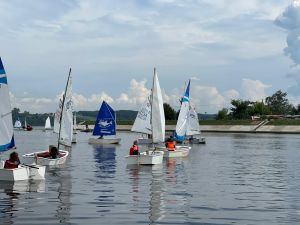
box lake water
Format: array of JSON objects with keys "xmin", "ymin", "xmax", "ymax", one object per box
[{"xmin": 0, "ymin": 130, "xmax": 300, "ymax": 225}]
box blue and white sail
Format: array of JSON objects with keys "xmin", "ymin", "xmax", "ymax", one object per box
[
  {"xmin": 0, "ymin": 57, "xmax": 15, "ymax": 152},
  {"xmin": 93, "ymin": 101, "xmax": 116, "ymax": 136},
  {"xmin": 175, "ymin": 80, "xmax": 190, "ymax": 141}
]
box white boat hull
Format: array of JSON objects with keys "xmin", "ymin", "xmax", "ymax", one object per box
[
  {"xmin": 88, "ymin": 137, "xmax": 121, "ymax": 144},
  {"xmin": 126, "ymin": 151, "xmax": 164, "ymax": 165},
  {"xmin": 0, "ymin": 162, "xmax": 45, "ymax": 181},
  {"xmin": 156, "ymin": 145, "xmax": 190, "ymax": 158},
  {"xmin": 22, "ymin": 150, "xmax": 69, "ymax": 166}
]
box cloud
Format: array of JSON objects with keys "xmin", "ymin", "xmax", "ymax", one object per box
[
  {"xmin": 241, "ymin": 78, "xmax": 270, "ymax": 101},
  {"xmin": 275, "ymin": 0, "xmax": 300, "ymax": 64},
  {"xmin": 116, "ymin": 79, "xmax": 151, "ymax": 108}
]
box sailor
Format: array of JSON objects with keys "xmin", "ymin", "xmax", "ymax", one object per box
[
  {"xmin": 36, "ymin": 145, "xmax": 59, "ymax": 159},
  {"xmin": 129, "ymin": 140, "xmax": 139, "ymax": 155},
  {"xmin": 166, "ymin": 136, "xmax": 176, "ymax": 151},
  {"xmin": 4, "ymin": 152, "xmax": 20, "ymax": 169}
]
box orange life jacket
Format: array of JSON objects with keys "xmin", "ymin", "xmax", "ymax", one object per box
[{"xmin": 167, "ymin": 141, "xmax": 175, "ymax": 151}]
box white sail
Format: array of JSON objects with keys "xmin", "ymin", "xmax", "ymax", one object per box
[
  {"xmin": 0, "ymin": 58, "xmax": 15, "ymax": 151},
  {"xmin": 151, "ymin": 69, "xmax": 165, "ymax": 143},
  {"xmin": 73, "ymin": 112, "xmax": 77, "ymax": 130},
  {"xmin": 14, "ymin": 120, "xmax": 22, "ymax": 128},
  {"xmin": 186, "ymin": 107, "xmax": 201, "ymax": 136},
  {"xmin": 131, "ymin": 96, "xmax": 152, "ymax": 135},
  {"xmin": 24, "ymin": 118, "xmax": 27, "ymax": 128},
  {"xmin": 44, "ymin": 117, "xmax": 51, "ymax": 129},
  {"xmin": 53, "ymin": 100, "xmax": 62, "ymax": 133},
  {"xmin": 58, "ymin": 71, "xmax": 73, "ymax": 146},
  {"xmin": 175, "ymin": 80, "xmax": 190, "ymax": 141}
]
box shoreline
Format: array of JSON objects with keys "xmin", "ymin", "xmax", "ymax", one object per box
[{"xmin": 31, "ymin": 125, "xmax": 300, "ymax": 134}]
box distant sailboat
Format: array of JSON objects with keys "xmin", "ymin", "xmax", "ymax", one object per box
[
  {"xmin": 126, "ymin": 68, "xmax": 164, "ymax": 165},
  {"xmin": 23, "ymin": 68, "xmax": 72, "ymax": 166},
  {"xmin": 0, "ymin": 57, "xmax": 45, "ymax": 180},
  {"xmin": 88, "ymin": 101, "xmax": 121, "ymax": 144},
  {"xmin": 44, "ymin": 116, "xmax": 52, "ymax": 131},
  {"xmin": 23, "ymin": 117, "xmax": 33, "ymax": 131},
  {"xmin": 186, "ymin": 106, "xmax": 206, "ymax": 144},
  {"xmin": 72, "ymin": 112, "xmax": 77, "ymax": 143},
  {"xmin": 14, "ymin": 119, "xmax": 22, "ymax": 129}
]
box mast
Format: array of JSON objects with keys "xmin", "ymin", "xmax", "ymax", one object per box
[
  {"xmin": 57, "ymin": 68, "xmax": 72, "ymax": 150},
  {"xmin": 151, "ymin": 67, "xmax": 155, "ymax": 144}
]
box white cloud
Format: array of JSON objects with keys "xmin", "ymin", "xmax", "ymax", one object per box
[
  {"xmin": 241, "ymin": 78, "xmax": 271, "ymax": 101},
  {"xmin": 117, "ymin": 79, "xmax": 151, "ymax": 108}
]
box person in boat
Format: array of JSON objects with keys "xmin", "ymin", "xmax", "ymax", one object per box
[
  {"xmin": 36, "ymin": 145, "xmax": 59, "ymax": 159},
  {"xmin": 4, "ymin": 152, "xmax": 20, "ymax": 169},
  {"xmin": 129, "ymin": 140, "xmax": 139, "ymax": 155},
  {"xmin": 166, "ymin": 136, "xmax": 176, "ymax": 151}
]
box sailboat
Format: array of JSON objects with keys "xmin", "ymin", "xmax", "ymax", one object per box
[
  {"xmin": 88, "ymin": 101, "xmax": 121, "ymax": 144},
  {"xmin": 0, "ymin": 57, "xmax": 45, "ymax": 180},
  {"xmin": 131, "ymin": 96, "xmax": 152, "ymax": 144},
  {"xmin": 23, "ymin": 69, "xmax": 72, "ymax": 166},
  {"xmin": 14, "ymin": 119, "xmax": 22, "ymax": 129},
  {"xmin": 186, "ymin": 106, "xmax": 206, "ymax": 144},
  {"xmin": 44, "ymin": 116, "xmax": 52, "ymax": 131},
  {"xmin": 158, "ymin": 80, "xmax": 191, "ymax": 158},
  {"xmin": 126, "ymin": 68, "xmax": 164, "ymax": 165},
  {"xmin": 72, "ymin": 112, "xmax": 77, "ymax": 144},
  {"xmin": 23, "ymin": 118, "xmax": 33, "ymax": 131}
]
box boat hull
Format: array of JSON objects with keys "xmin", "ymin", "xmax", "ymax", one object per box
[
  {"xmin": 126, "ymin": 151, "xmax": 164, "ymax": 165},
  {"xmin": 0, "ymin": 163, "xmax": 45, "ymax": 181},
  {"xmin": 22, "ymin": 150, "xmax": 69, "ymax": 166},
  {"xmin": 156, "ymin": 145, "xmax": 190, "ymax": 158},
  {"xmin": 185, "ymin": 137, "xmax": 206, "ymax": 144},
  {"xmin": 88, "ymin": 138, "xmax": 121, "ymax": 144}
]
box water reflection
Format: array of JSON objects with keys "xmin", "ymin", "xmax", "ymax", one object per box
[
  {"xmin": 0, "ymin": 180, "xmax": 45, "ymax": 225},
  {"xmin": 126, "ymin": 164, "xmax": 165, "ymax": 224},
  {"xmin": 48, "ymin": 166, "xmax": 72, "ymax": 224},
  {"xmin": 93, "ymin": 145, "xmax": 116, "ymax": 213}
]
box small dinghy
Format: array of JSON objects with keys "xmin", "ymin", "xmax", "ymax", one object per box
[
  {"xmin": 0, "ymin": 57, "xmax": 45, "ymax": 181},
  {"xmin": 88, "ymin": 101, "xmax": 121, "ymax": 145},
  {"xmin": 126, "ymin": 68, "xmax": 165, "ymax": 165},
  {"xmin": 23, "ymin": 69, "xmax": 73, "ymax": 166}
]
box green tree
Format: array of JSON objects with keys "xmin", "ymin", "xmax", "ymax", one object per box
[
  {"xmin": 230, "ymin": 99, "xmax": 251, "ymax": 119},
  {"xmin": 248, "ymin": 101, "xmax": 271, "ymax": 116},
  {"xmin": 163, "ymin": 103, "xmax": 176, "ymax": 120},
  {"xmin": 265, "ymin": 90, "xmax": 293, "ymax": 115},
  {"xmin": 216, "ymin": 108, "xmax": 228, "ymax": 120}
]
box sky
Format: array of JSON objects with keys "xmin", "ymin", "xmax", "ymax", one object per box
[{"xmin": 1, "ymin": 0, "xmax": 300, "ymax": 114}]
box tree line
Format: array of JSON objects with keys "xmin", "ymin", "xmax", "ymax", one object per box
[{"xmin": 217, "ymin": 90, "xmax": 299, "ymax": 120}]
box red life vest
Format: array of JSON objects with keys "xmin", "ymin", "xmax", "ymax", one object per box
[
  {"xmin": 167, "ymin": 141, "xmax": 176, "ymax": 151},
  {"xmin": 4, "ymin": 160, "xmax": 18, "ymax": 169},
  {"xmin": 37, "ymin": 151, "xmax": 51, "ymax": 158},
  {"xmin": 129, "ymin": 145, "xmax": 139, "ymax": 155}
]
